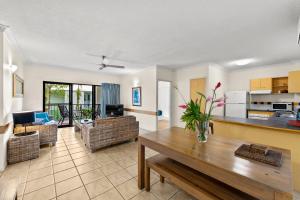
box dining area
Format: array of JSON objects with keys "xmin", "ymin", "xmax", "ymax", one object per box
[{"xmin": 137, "ymin": 127, "xmax": 294, "ymax": 200}]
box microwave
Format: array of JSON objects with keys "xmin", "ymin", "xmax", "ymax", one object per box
[{"xmin": 272, "ymin": 103, "xmax": 293, "ymax": 111}]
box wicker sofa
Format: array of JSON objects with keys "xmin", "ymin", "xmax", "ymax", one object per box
[
  {"xmin": 14, "ymin": 124, "xmax": 58, "ymax": 146},
  {"xmin": 82, "ymin": 115, "xmax": 139, "ymax": 152}
]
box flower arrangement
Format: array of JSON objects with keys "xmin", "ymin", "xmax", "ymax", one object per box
[{"xmin": 176, "ymin": 82, "xmax": 224, "ymax": 142}]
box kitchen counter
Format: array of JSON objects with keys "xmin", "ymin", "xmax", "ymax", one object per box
[
  {"xmin": 212, "ymin": 116, "xmax": 300, "ymax": 191},
  {"xmin": 212, "ymin": 116, "xmax": 300, "ymax": 133},
  {"xmin": 247, "ymin": 109, "xmax": 275, "ymax": 112}
]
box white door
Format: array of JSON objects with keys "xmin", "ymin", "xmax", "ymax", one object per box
[{"xmin": 225, "ymin": 104, "xmax": 247, "ymax": 118}]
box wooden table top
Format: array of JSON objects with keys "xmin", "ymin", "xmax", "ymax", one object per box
[{"xmin": 139, "ymin": 127, "xmax": 293, "ymax": 196}]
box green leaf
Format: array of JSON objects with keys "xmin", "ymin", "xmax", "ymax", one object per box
[{"xmin": 196, "ymin": 92, "xmax": 206, "ymax": 100}]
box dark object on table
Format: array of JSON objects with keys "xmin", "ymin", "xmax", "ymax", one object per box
[
  {"xmin": 81, "ymin": 119, "xmax": 93, "ymax": 124},
  {"xmin": 249, "ymin": 144, "xmax": 268, "ymax": 155},
  {"xmin": 235, "ymin": 144, "xmax": 282, "ymax": 167},
  {"xmin": 106, "ymin": 104, "xmax": 124, "ymax": 117},
  {"xmin": 297, "ymin": 108, "xmax": 300, "ymax": 120}
]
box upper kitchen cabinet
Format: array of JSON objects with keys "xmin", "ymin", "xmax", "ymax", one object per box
[
  {"xmin": 250, "ymin": 78, "xmax": 272, "ymax": 91},
  {"xmin": 260, "ymin": 78, "xmax": 272, "ymax": 90},
  {"xmin": 288, "ymin": 70, "xmax": 300, "ymax": 93},
  {"xmin": 272, "ymin": 77, "xmax": 288, "ymax": 94}
]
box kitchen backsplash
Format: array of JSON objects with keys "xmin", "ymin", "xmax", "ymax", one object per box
[{"xmin": 250, "ymin": 93, "xmax": 300, "ymax": 111}]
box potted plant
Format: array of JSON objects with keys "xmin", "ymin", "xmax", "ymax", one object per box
[{"xmin": 177, "ymin": 82, "xmax": 224, "ymax": 143}]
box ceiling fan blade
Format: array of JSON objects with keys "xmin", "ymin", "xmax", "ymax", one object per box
[{"xmin": 105, "ymin": 65, "xmax": 125, "ymax": 69}]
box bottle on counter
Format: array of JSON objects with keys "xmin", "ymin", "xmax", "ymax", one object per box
[{"xmin": 297, "ymin": 109, "xmax": 300, "ymax": 121}]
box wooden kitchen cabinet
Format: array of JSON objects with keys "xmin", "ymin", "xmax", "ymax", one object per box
[
  {"xmin": 250, "ymin": 79, "xmax": 261, "ymax": 91},
  {"xmin": 260, "ymin": 78, "xmax": 272, "ymax": 90},
  {"xmin": 288, "ymin": 70, "xmax": 300, "ymax": 93},
  {"xmin": 250, "ymin": 78, "xmax": 272, "ymax": 91}
]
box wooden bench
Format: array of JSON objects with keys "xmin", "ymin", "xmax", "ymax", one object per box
[{"xmin": 145, "ymin": 154, "xmax": 258, "ymax": 200}]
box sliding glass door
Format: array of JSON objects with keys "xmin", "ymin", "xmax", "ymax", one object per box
[
  {"xmin": 43, "ymin": 82, "xmax": 72, "ymax": 127},
  {"xmin": 72, "ymin": 84, "xmax": 93, "ymax": 120},
  {"xmin": 43, "ymin": 81, "xmax": 101, "ymax": 127}
]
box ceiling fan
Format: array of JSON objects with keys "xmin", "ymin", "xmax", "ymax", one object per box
[{"xmin": 91, "ymin": 55, "xmax": 125, "ymax": 70}]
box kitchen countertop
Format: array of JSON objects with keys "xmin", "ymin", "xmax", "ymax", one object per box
[
  {"xmin": 247, "ymin": 109, "xmax": 275, "ymax": 112},
  {"xmin": 212, "ymin": 116, "xmax": 300, "ymax": 133}
]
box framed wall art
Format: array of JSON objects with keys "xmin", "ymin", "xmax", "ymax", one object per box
[
  {"xmin": 132, "ymin": 87, "xmax": 142, "ymax": 106},
  {"xmin": 13, "ymin": 74, "xmax": 24, "ymax": 97}
]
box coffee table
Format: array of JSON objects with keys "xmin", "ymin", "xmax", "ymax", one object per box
[{"xmin": 74, "ymin": 119, "xmax": 93, "ymax": 138}]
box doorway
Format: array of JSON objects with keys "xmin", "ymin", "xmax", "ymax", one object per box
[
  {"xmin": 44, "ymin": 82, "xmax": 72, "ymax": 127},
  {"xmin": 157, "ymin": 81, "xmax": 171, "ymax": 130},
  {"xmin": 190, "ymin": 78, "xmax": 206, "ymax": 112},
  {"xmin": 43, "ymin": 81, "xmax": 101, "ymax": 127}
]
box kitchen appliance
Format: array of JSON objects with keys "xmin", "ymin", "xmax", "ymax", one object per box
[
  {"xmin": 272, "ymin": 103, "xmax": 293, "ymax": 111},
  {"xmin": 225, "ymin": 91, "xmax": 249, "ymax": 118},
  {"xmin": 106, "ymin": 104, "xmax": 124, "ymax": 117}
]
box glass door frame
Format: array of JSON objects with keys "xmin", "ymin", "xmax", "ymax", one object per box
[{"xmin": 43, "ymin": 81, "xmax": 99, "ymax": 127}]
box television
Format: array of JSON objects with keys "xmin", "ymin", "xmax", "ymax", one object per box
[
  {"xmin": 13, "ymin": 111, "xmax": 35, "ymax": 126},
  {"xmin": 13, "ymin": 111, "xmax": 36, "ymax": 134},
  {"xmin": 106, "ymin": 104, "xmax": 124, "ymax": 117}
]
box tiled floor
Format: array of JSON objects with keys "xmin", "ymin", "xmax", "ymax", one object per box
[{"xmin": 0, "ymin": 127, "xmax": 195, "ymax": 200}]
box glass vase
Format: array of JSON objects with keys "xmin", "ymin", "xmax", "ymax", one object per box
[{"xmin": 197, "ymin": 121, "xmax": 209, "ymax": 143}]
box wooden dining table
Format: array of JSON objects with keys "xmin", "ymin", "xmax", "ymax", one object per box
[{"xmin": 138, "ymin": 127, "xmax": 293, "ymax": 200}]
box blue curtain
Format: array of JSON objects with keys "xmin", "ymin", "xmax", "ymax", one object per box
[{"xmin": 100, "ymin": 83, "xmax": 120, "ymax": 118}]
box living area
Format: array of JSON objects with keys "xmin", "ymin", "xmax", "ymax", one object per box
[{"xmin": 1, "ymin": 1, "xmax": 300, "ymax": 200}]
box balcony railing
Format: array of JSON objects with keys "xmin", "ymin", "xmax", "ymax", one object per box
[{"xmin": 45, "ymin": 103, "xmax": 101, "ymax": 124}]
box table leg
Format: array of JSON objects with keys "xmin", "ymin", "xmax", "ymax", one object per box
[{"xmin": 138, "ymin": 140, "xmax": 145, "ymax": 189}]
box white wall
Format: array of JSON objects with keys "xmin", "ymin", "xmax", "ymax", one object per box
[
  {"xmin": 0, "ymin": 32, "xmax": 3, "ymax": 125},
  {"xmin": 227, "ymin": 62, "xmax": 300, "ymax": 91},
  {"xmin": 227, "ymin": 62, "xmax": 300, "ymax": 104},
  {"xmin": 173, "ymin": 65, "xmax": 209, "ymax": 128},
  {"xmin": 23, "ymin": 64, "xmax": 121, "ymax": 111},
  {"xmin": 158, "ymin": 81, "xmax": 170, "ymax": 120},
  {"xmin": 207, "ymin": 64, "xmax": 227, "ymax": 116},
  {"xmin": 120, "ymin": 66, "xmax": 157, "ymax": 131},
  {"xmin": 0, "ymin": 32, "xmax": 24, "ymax": 171}
]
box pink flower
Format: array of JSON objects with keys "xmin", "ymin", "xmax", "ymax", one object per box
[
  {"xmin": 215, "ymin": 82, "xmax": 221, "ymax": 90},
  {"xmin": 206, "ymin": 96, "xmax": 212, "ymax": 102},
  {"xmin": 215, "ymin": 97, "xmax": 224, "ymax": 102},
  {"xmin": 179, "ymin": 104, "xmax": 187, "ymax": 109},
  {"xmin": 216, "ymin": 102, "xmax": 225, "ymax": 107}
]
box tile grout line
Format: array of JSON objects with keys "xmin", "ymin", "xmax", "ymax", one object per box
[
  {"xmin": 23, "ymin": 146, "xmax": 52, "ymax": 200},
  {"xmin": 62, "ymin": 128, "xmax": 93, "ymax": 200},
  {"xmin": 52, "ymin": 132, "xmax": 64, "ymax": 199},
  {"xmin": 19, "ymin": 161, "xmax": 30, "ymax": 200},
  {"xmin": 100, "ymin": 169, "xmax": 126, "ymax": 200}
]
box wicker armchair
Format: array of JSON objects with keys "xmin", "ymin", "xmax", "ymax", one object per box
[
  {"xmin": 82, "ymin": 116, "xmax": 139, "ymax": 152},
  {"xmin": 14, "ymin": 124, "xmax": 58, "ymax": 146},
  {"xmin": 7, "ymin": 132, "xmax": 39, "ymax": 164}
]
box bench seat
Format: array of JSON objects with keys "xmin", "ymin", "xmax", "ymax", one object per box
[{"xmin": 146, "ymin": 154, "xmax": 258, "ymax": 200}]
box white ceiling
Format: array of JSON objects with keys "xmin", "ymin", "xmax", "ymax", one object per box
[{"xmin": 0, "ymin": 0, "xmax": 300, "ymax": 74}]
